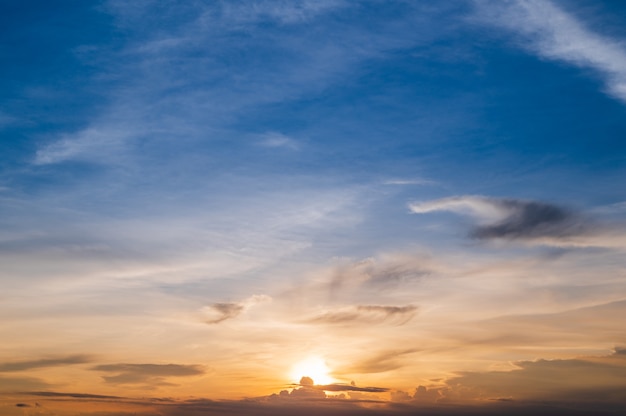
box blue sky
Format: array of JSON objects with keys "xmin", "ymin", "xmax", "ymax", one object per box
[{"xmin": 1, "ymin": 0, "xmax": 626, "ymax": 414}]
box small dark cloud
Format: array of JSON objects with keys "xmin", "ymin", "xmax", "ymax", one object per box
[
  {"xmin": 614, "ymin": 346, "xmax": 626, "ymax": 355},
  {"xmin": 91, "ymin": 363, "xmax": 205, "ymax": 385},
  {"xmin": 300, "ymin": 376, "xmax": 314, "ymax": 386},
  {"xmin": 0, "ymin": 354, "xmax": 92, "ymax": 372},
  {"xmin": 410, "ymin": 196, "xmax": 592, "ymax": 243},
  {"xmin": 204, "ymin": 302, "xmax": 245, "ymax": 324},
  {"xmin": 201, "ymin": 295, "xmax": 270, "ymax": 324},
  {"xmin": 307, "ymin": 305, "xmax": 418, "ymax": 325},
  {"xmin": 470, "ymin": 199, "xmax": 587, "ymax": 241},
  {"xmin": 15, "ymin": 403, "xmax": 31, "ymax": 407}
]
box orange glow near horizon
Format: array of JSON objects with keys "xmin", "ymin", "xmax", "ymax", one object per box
[{"xmin": 289, "ymin": 356, "xmax": 335, "ymax": 385}]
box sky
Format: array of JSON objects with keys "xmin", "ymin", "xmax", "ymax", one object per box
[{"xmin": 1, "ymin": 0, "xmax": 626, "ymax": 415}]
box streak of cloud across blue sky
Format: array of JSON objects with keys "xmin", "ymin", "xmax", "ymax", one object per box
[{"xmin": 1, "ymin": 1, "xmax": 626, "ymax": 415}]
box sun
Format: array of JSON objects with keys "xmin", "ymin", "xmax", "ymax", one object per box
[{"xmin": 290, "ymin": 356, "xmax": 334, "ymax": 385}]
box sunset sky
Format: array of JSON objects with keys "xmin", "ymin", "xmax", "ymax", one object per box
[{"xmin": 1, "ymin": 1, "xmax": 626, "ymax": 415}]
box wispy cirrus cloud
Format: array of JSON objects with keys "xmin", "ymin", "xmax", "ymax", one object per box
[
  {"xmin": 346, "ymin": 349, "xmax": 421, "ymax": 374},
  {"xmin": 474, "ymin": 0, "xmax": 626, "ymax": 104},
  {"xmin": 91, "ymin": 363, "xmax": 205, "ymax": 385},
  {"xmin": 0, "ymin": 355, "xmax": 92, "ymax": 372},
  {"xmin": 306, "ymin": 304, "xmax": 418, "ymax": 326}
]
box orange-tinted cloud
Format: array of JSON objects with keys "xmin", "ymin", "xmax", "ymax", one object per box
[
  {"xmin": 0, "ymin": 354, "xmax": 92, "ymax": 372},
  {"xmin": 306, "ymin": 305, "xmax": 418, "ymax": 325},
  {"xmin": 91, "ymin": 363, "xmax": 205, "ymax": 385}
]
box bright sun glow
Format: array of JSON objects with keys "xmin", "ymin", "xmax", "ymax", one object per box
[{"xmin": 290, "ymin": 356, "xmax": 334, "ymax": 385}]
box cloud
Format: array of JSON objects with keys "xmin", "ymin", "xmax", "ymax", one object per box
[
  {"xmin": 410, "ymin": 196, "xmax": 589, "ymax": 243},
  {"xmin": 473, "ymin": 0, "xmax": 626, "ymax": 104},
  {"xmin": 328, "ymin": 255, "xmax": 432, "ymax": 293},
  {"xmin": 0, "ymin": 354, "xmax": 92, "ymax": 372},
  {"xmin": 201, "ymin": 294, "xmax": 271, "ymax": 324},
  {"xmin": 22, "ymin": 391, "xmax": 124, "ymax": 399},
  {"xmin": 313, "ymin": 383, "xmax": 389, "ymax": 393},
  {"xmin": 267, "ymin": 380, "xmax": 389, "ymax": 404},
  {"xmin": 258, "ymin": 132, "xmax": 300, "ymax": 150},
  {"xmin": 346, "ymin": 349, "xmax": 421, "ymax": 374},
  {"xmin": 382, "ymin": 178, "xmax": 436, "ymax": 186},
  {"xmin": 0, "ymin": 376, "xmax": 50, "ymax": 392},
  {"xmin": 189, "ymin": 0, "xmax": 347, "ymax": 26},
  {"xmin": 33, "ymin": 127, "xmax": 131, "ymax": 165},
  {"xmin": 306, "ymin": 304, "xmax": 418, "ymax": 325},
  {"xmin": 444, "ymin": 348, "xmax": 626, "ymax": 405},
  {"xmin": 291, "ymin": 376, "xmax": 389, "ymax": 394},
  {"xmin": 203, "ymin": 303, "xmax": 245, "ymax": 324},
  {"xmin": 91, "ymin": 363, "xmax": 205, "ymax": 385}
]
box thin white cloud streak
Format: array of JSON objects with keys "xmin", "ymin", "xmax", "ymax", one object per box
[
  {"xmin": 381, "ymin": 178, "xmax": 436, "ymax": 186},
  {"xmin": 218, "ymin": 0, "xmax": 347, "ymax": 25},
  {"xmin": 474, "ymin": 0, "xmax": 626, "ymax": 103},
  {"xmin": 259, "ymin": 132, "xmax": 300, "ymax": 150},
  {"xmin": 409, "ymin": 195, "xmax": 510, "ymax": 223},
  {"xmin": 34, "ymin": 127, "xmax": 132, "ymax": 165}
]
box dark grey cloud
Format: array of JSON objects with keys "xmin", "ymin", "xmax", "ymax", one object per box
[
  {"xmin": 0, "ymin": 354, "xmax": 92, "ymax": 372},
  {"xmin": 614, "ymin": 347, "xmax": 626, "ymax": 355},
  {"xmin": 410, "ymin": 196, "xmax": 591, "ymax": 243},
  {"xmin": 470, "ymin": 199, "xmax": 587, "ymax": 241},
  {"xmin": 91, "ymin": 363, "xmax": 205, "ymax": 385},
  {"xmin": 307, "ymin": 305, "xmax": 418, "ymax": 325}
]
